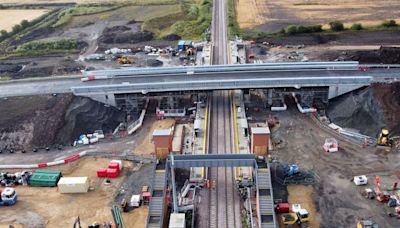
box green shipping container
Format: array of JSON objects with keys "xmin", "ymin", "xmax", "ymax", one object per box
[{"xmin": 29, "ymin": 169, "xmax": 62, "ymax": 187}]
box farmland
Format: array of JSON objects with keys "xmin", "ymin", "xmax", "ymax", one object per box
[
  {"xmin": 235, "ymin": 0, "xmax": 400, "ymax": 32},
  {"xmin": 0, "ymin": 9, "xmax": 48, "ymax": 32},
  {"xmin": 0, "ymin": 0, "xmax": 179, "ymax": 4}
]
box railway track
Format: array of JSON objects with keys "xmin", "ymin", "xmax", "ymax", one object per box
[
  {"xmin": 207, "ymin": 91, "xmax": 240, "ymax": 228},
  {"xmin": 206, "ymin": 0, "xmax": 240, "ymax": 227}
]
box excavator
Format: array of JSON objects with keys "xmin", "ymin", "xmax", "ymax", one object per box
[
  {"xmin": 282, "ymin": 209, "xmax": 309, "ymax": 226},
  {"xmin": 377, "ymin": 129, "xmax": 393, "ymax": 147},
  {"xmin": 117, "ymin": 56, "xmax": 133, "ymax": 65},
  {"xmin": 357, "ymin": 219, "xmax": 378, "ymax": 228},
  {"xmin": 282, "ymin": 207, "xmax": 309, "ymax": 226}
]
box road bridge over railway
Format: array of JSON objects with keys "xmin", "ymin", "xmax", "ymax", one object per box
[{"xmin": 0, "ymin": 63, "xmax": 399, "ymax": 103}]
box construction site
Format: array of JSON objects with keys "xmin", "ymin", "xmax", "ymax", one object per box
[{"xmin": 0, "ymin": 1, "xmax": 400, "ymax": 228}]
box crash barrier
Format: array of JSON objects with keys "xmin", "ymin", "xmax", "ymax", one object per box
[{"xmin": 0, "ymin": 151, "xmax": 87, "ymax": 169}]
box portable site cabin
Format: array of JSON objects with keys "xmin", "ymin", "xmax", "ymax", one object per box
[
  {"xmin": 153, "ymin": 128, "xmax": 173, "ymax": 159},
  {"xmin": 250, "ymin": 127, "xmax": 270, "ymax": 156},
  {"xmin": 29, "ymin": 170, "xmax": 62, "ymax": 187},
  {"xmin": 58, "ymin": 177, "xmax": 90, "ymax": 193},
  {"xmin": 169, "ymin": 213, "xmax": 186, "ymax": 228},
  {"xmin": 354, "ymin": 175, "xmax": 368, "ymax": 186}
]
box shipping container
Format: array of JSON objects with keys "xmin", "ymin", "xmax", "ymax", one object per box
[
  {"xmin": 110, "ymin": 160, "xmax": 122, "ymax": 170},
  {"xmin": 58, "ymin": 177, "xmax": 89, "ymax": 193},
  {"xmin": 29, "ymin": 170, "xmax": 62, "ymax": 187},
  {"xmin": 108, "ymin": 163, "xmax": 120, "ymax": 171},
  {"xmin": 96, "ymin": 169, "xmax": 107, "ymax": 178},
  {"xmin": 107, "ymin": 168, "xmax": 119, "ymax": 178}
]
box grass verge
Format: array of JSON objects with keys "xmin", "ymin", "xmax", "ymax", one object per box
[
  {"xmin": 242, "ymin": 20, "xmax": 400, "ymax": 40},
  {"xmin": 227, "ymin": 0, "xmax": 241, "ymax": 38}
]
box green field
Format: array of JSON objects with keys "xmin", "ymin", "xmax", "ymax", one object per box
[{"xmin": 62, "ymin": 0, "xmax": 211, "ymax": 40}]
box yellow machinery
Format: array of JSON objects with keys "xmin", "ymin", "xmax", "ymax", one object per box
[
  {"xmin": 357, "ymin": 219, "xmax": 378, "ymax": 228},
  {"xmin": 282, "ymin": 209, "xmax": 309, "ymax": 225},
  {"xmin": 117, "ymin": 57, "xmax": 132, "ymax": 65},
  {"xmin": 186, "ymin": 48, "xmax": 195, "ymax": 56},
  {"xmin": 377, "ymin": 129, "xmax": 392, "ymax": 147}
]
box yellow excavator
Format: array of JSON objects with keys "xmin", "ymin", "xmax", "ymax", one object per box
[
  {"xmin": 282, "ymin": 208, "xmax": 309, "ymax": 226},
  {"xmin": 377, "ymin": 129, "xmax": 393, "ymax": 147},
  {"xmin": 117, "ymin": 57, "xmax": 133, "ymax": 65}
]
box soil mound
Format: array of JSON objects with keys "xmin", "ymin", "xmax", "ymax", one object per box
[
  {"xmin": 0, "ymin": 64, "xmax": 23, "ymax": 74},
  {"xmin": 99, "ymin": 29, "xmax": 153, "ymax": 44},
  {"xmin": 371, "ymin": 82, "xmax": 400, "ymax": 135},
  {"xmin": 327, "ymin": 82, "xmax": 400, "ymax": 137},
  {"xmin": 0, "ymin": 94, "xmax": 73, "ymax": 151},
  {"xmin": 0, "ymin": 95, "xmax": 125, "ymax": 150},
  {"xmin": 163, "ymin": 34, "xmax": 181, "ymax": 41},
  {"xmin": 344, "ymin": 47, "xmax": 400, "ymax": 64},
  {"xmin": 55, "ymin": 96, "xmax": 125, "ymax": 144},
  {"xmin": 146, "ymin": 59, "xmax": 163, "ymax": 67},
  {"xmin": 327, "ymin": 87, "xmax": 386, "ymax": 137},
  {"xmin": 103, "ymin": 26, "xmax": 131, "ymax": 33}
]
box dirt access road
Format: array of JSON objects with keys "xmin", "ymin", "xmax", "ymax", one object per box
[
  {"xmin": 247, "ymin": 99, "xmax": 400, "ymax": 227},
  {"xmin": 236, "ymin": 0, "xmax": 400, "ymax": 32}
]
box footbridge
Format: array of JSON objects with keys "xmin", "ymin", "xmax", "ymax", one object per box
[{"xmin": 147, "ymin": 154, "xmax": 276, "ymax": 228}]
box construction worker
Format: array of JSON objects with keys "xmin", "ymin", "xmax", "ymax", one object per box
[
  {"xmin": 212, "ymin": 180, "xmax": 216, "ymax": 189},
  {"xmin": 363, "ymin": 138, "xmax": 368, "ymax": 148}
]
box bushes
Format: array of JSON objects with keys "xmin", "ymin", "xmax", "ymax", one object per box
[
  {"xmin": 227, "ymin": 0, "xmax": 241, "ymax": 37},
  {"xmin": 351, "ymin": 23, "xmax": 363, "ymax": 30},
  {"xmin": 382, "ymin": 19, "xmax": 397, "ymax": 27},
  {"xmin": 284, "ymin": 24, "xmax": 322, "ymax": 35},
  {"xmin": 169, "ymin": 0, "xmax": 212, "ymax": 39},
  {"xmin": 0, "ymin": 30, "xmax": 7, "ymax": 37},
  {"xmin": 329, "ymin": 20, "xmax": 344, "ymax": 31},
  {"xmin": 286, "ymin": 25, "xmax": 298, "ymax": 35},
  {"xmin": 12, "ymin": 24, "xmax": 22, "ymax": 33},
  {"xmin": 16, "ymin": 39, "xmax": 77, "ymax": 53}
]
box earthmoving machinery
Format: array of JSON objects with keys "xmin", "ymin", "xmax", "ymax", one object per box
[
  {"xmin": 377, "ymin": 129, "xmax": 393, "ymax": 147},
  {"xmin": 0, "ymin": 187, "xmax": 17, "ymax": 206},
  {"xmin": 117, "ymin": 56, "xmax": 133, "ymax": 65},
  {"xmin": 285, "ymin": 164, "xmax": 299, "ymax": 177},
  {"xmin": 357, "ymin": 219, "xmax": 379, "ymax": 228},
  {"xmin": 361, "ymin": 188, "xmax": 376, "ymax": 199},
  {"xmin": 323, "ymin": 138, "xmax": 338, "ymax": 152},
  {"xmin": 281, "ymin": 204, "xmax": 309, "ymax": 226}
]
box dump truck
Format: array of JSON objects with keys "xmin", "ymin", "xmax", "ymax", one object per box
[
  {"xmin": 130, "ymin": 194, "xmax": 141, "ymax": 208},
  {"xmin": 0, "ymin": 187, "xmax": 17, "ymax": 206}
]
